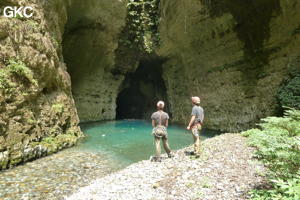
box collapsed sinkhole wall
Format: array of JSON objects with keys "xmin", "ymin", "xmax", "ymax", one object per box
[
  {"xmin": 61, "ymin": 0, "xmax": 128, "ymax": 122},
  {"xmin": 116, "ymin": 59, "xmax": 170, "ymax": 120},
  {"xmin": 61, "ymin": 0, "xmax": 170, "ymax": 122}
]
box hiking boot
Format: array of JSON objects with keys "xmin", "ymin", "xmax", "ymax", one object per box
[
  {"xmin": 155, "ymin": 157, "xmax": 162, "ymax": 162},
  {"xmin": 151, "ymin": 156, "xmax": 161, "ymax": 162},
  {"xmin": 167, "ymin": 153, "xmax": 173, "ymax": 158}
]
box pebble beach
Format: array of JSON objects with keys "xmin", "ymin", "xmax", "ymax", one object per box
[{"xmin": 66, "ymin": 133, "xmax": 266, "ymax": 200}]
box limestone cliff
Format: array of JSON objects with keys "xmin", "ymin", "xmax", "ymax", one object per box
[
  {"xmin": 0, "ymin": 0, "xmax": 83, "ymax": 169},
  {"xmin": 62, "ymin": 0, "xmax": 130, "ymax": 122},
  {"xmin": 157, "ymin": 0, "xmax": 300, "ymax": 131}
]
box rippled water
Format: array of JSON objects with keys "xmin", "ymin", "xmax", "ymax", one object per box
[{"xmin": 76, "ymin": 120, "xmax": 219, "ymax": 167}]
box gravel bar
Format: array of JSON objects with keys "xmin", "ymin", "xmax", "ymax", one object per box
[
  {"xmin": 0, "ymin": 150, "xmax": 122, "ymax": 200},
  {"xmin": 66, "ymin": 133, "xmax": 266, "ymax": 200}
]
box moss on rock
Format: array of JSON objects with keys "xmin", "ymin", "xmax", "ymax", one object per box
[{"xmin": 0, "ymin": 0, "xmax": 83, "ymax": 170}]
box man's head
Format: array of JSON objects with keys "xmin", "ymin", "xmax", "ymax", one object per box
[
  {"xmin": 157, "ymin": 100, "xmax": 165, "ymax": 110},
  {"xmin": 191, "ymin": 96, "xmax": 200, "ymax": 105}
]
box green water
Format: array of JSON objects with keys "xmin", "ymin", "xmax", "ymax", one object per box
[{"xmin": 76, "ymin": 120, "xmax": 219, "ymax": 167}]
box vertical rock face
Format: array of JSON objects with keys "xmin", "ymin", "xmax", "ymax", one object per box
[
  {"xmin": 62, "ymin": 0, "xmax": 128, "ymax": 122},
  {"xmin": 157, "ymin": 0, "xmax": 300, "ymax": 131},
  {"xmin": 0, "ymin": 0, "xmax": 83, "ymax": 169}
]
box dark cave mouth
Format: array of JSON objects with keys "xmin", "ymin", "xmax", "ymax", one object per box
[
  {"xmin": 61, "ymin": 1, "xmax": 170, "ymax": 122},
  {"xmin": 116, "ymin": 59, "xmax": 170, "ymax": 120}
]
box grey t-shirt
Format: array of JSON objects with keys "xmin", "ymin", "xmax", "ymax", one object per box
[
  {"xmin": 151, "ymin": 111, "xmax": 169, "ymax": 126},
  {"xmin": 191, "ymin": 105, "xmax": 204, "ymax": 124}
]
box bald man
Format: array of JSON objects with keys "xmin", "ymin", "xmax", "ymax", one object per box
[{"xmin": 151, "ymin": 101, "xmax": 172, "ymax": 162}]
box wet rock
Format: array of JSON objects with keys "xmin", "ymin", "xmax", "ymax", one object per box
[{"xmin": 0, "ymin": 149, "xmax": 121, "ymax": 200}]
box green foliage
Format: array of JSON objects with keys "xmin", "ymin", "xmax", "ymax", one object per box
[
  {"xmin": 242, "ymin": 108, "xmax": 300, "ymax": 199},
  {"xmin": 13, "ymin": 13, "xmax": 24, "ymax": 20},
  {"xmin": 26, "ymin": 118, "xmax": 37, "ymax": 125},
  {"xmin": 0, "ymin": 69, "xmax": 10, "ymax": 89},
  {"xmin": 50, "ymin": 35, "xmax": 59, "ymax": 49},
  {"xmin": 6, "ymin": 58, "xmax": 37, "ymax": 86},
  {"xmin": 278, "ymin": 75, "xmax": 300, "ymax": 110},
  {"xmin": 42, "ymin": 136, "xmax": 55, "ymax": 144},
  {"xmin": 0, "ymin": 57, "xmax": 38, "ymax": 93},
  {"xmin": 52, "ymin": 103, "xmax": 64, "ymax": 113},
  {"xmin": 26, "ymin": 20, "xmax": 39, "ymax": 31},
  {"xmin": 123, "ymin": 0, "xmax": 160, "ymax": 53},
  {"xmin": 250, "ymin": 176, "xmax": 300, "ymax": 200},
  {"xmin": 34, "ymin": 134, "xmax": 78, "ymax": 154}
]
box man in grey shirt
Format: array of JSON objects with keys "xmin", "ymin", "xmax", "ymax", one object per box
[
  {"xmin": 151, "ymin": 101, "xmax": 172, "ymax": 161},
  {"xmin": 187, "ymin": 96, "xmax": 204, "ymax": 157}
]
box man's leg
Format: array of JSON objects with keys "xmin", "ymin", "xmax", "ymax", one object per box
[
  {"xmin": 162, "ymin": 137, "xmax": 171, "ymax": 156},
  {"xmin": 155, "ymin": 137, "xmax": 161, "ymax": 159},
  {"xmin": 192, "ymin": 128, "xmax": 200, "ymax": 156},
  {"xmin": 194, "ymin": 135, "xmax": 200, "ymax": 156}
]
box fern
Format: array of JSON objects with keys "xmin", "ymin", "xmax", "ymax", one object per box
[{"xmin": 242, "ymin": 108, "xmax": 300, "ymax": 199}]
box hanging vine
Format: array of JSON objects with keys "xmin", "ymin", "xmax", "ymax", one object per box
[{"xmin": 121, "ymin": 0, "xmax": 160, "ymax": 53}]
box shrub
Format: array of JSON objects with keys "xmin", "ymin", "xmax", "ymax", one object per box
[
  {"xmin": 278, "ymin": 75, "xmax": 300, "ymax": 110},
  {"xmin": 242, "ymin": 108, "xmax": 300, "ymax": 199}
]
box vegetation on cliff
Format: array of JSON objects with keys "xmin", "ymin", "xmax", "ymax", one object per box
[
  {"xmin": 121, "ymin": 0, "xmax": 160, "ymax": 53},
  {"xmin": 278, "ymin": 74, "xmax": 300, "ymax": 110},
  {"xmin": 242, "ymin": 109, "xmax": 300, "ymax": 200},
  {"xmin": 0, "ymin": 58, "xmax": 37, "ymax": 90}
]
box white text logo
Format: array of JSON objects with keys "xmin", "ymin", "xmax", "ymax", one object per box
[{"xmin": 3, "ymin": 6, "xmax": 34, "ymax": 18}]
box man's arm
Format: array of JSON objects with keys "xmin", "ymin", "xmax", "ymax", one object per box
[
  {"xmin": 152, "ymin": 120, "xmax": 155, "ymax": 128},
  {"xmin": 187, "ymin": 115, "xmax": 195, "ymax": 130},
  {"xmin": 165, "ymin": 119, "xmax": 168, "ymax": 128}
]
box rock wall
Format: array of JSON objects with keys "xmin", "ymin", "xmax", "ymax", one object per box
[
  {"xmin": 157, "ymin": 0, "xmax": 300, "ymax": 131},
  {"xmin": 62, "ymin": 0, "xmax": 130, "ymax": 122},
  {"xmin": 0, "ymin": 0, "xmax": 83, "ymax": 170}
]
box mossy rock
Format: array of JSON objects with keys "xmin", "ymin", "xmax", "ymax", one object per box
[
  {"xmin": 30, "ymin": 134, "xmax": 78, "ymax": 155},
  {"xmin": 9, "ymin": 157, "xmax": 23, "ymax": 166},
  {"xmin": 0, "ymin": 152, "xmax": 9, "ymax": 170},
  {"xmin": 52, "ymin": 104, "xmax": 64, "ymax": 113}
]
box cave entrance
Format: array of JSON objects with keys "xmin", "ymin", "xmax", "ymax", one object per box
[{"xmin": 116, "ymin": 59, "xmax": 169, "ymax": 120}]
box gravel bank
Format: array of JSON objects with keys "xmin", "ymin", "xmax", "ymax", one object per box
[
  {"xmin": 0, "ymin": 150, "xmax": 122, "ymax": 200},
  {"xmin": 66, "ymin": 133, "xmax": 266, "ymax": 200}
]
